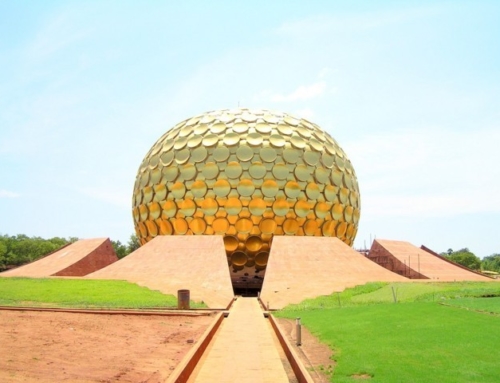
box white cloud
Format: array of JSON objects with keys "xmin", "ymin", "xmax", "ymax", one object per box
[
  {"xmin": 77, "ymin": 187, "xmax": 129, "ymax": 209},
  {"xmin": 253, "ymin": 81, "xmax": 328, "ymax": 108},
  {"xmin": 362, "ymin": 190, "xmax": 500, "ymax": 219},
  {"xmin": 25, "ymin": 8, "xmax": 93, "ymax": 62},
  {"xmin": 294, "ymin": 108, "xmax": 315, "ymax": 120},
  {"xmin": 344, "ymin": 126, "xmax": 500, "ymax": 218},
  {"xmin": 318, "ymin": 67, "xmax": 331, "ymax": 79},
  {"xmin": 276, "ymin": 6, "xmax": 441, "ymax": 36},
  {"xmin": 0, "ymin": 190, "xmax": 20, "ymax": 198},
  {"xmin": 271, "ymin": 81, "xmax": 326, "ymax": 102}
]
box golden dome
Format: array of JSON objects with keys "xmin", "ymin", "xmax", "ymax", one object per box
[{"xmin": 132, "ymin": 108, "xmax": 360, "ymax": 275}]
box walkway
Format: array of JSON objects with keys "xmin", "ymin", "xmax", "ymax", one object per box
[{"xmin": 189, "ymin": 297, "xmax": 290, "ymax": 383}]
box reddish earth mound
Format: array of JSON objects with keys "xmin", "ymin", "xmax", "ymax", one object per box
[
  {"xmin": 369, "ymin": 239, "xmax": 491, "ymax": 281},
  {"xmin": 0, "ymin": 238, "xmax": 118, "ymax": 278},
  {"xmin": 86, "ymin": 236, "xmax": 234, "ymax": 309},
  {"xmin": 261, "ymin": 237, "xmax": 408, "ymax": 309}
]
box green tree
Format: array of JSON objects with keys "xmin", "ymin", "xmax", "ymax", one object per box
[
  {"xmin": 0, "ymin": 240, "xmax": 8, "ymax": 269},
  {"xmin": 481, "ymin": 253, "xmax": 500, "ymax": 272},
  {"xmin": 111, "ymin": 240, "xmax": 128, "ymax": 259},
  {"xmin": 442, "ymin": 248, "xmax": 481, "ymax": 270},
  {"xmin": 111, "ymin": 234, "xmax": 141, "ymax": 259},
  {"xmin": 0, "ymin": 234, "xmax": 74, "ymax": 270},
  {"xmin": 48, "ymin": 237, "xmax": 70, "ymax": 248},
  {"xmin": 127, "ymin": 234, "xmax": 140, "ymax": 253}
]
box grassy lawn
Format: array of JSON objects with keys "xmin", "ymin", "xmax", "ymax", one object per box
[
  {"xmin": 282, "ymin": 281, "xmax": 500, "ymax": 310},
  {"xmin": 277, "ymin": 282, "xmax": 500, "ymax": 382},
  {"xmin": 0, "ymin": 277, "xmax": 206, "ymax": 309},
  {"xmin": 444, "ymin": 296, "xmax": 500, "ymax": 314}
]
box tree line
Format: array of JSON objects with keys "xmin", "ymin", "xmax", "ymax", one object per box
[
  {"xmin": 110, "ymin": 235, "xmax": 140, "ymax": 259},
  {"xmin": 0, "ymin": 234, "xmax": 77, "ymax": 271},
  {"xmin": 0, "ymin": 234, "xmax": 140, "ymax": 272},
  {"xmin": 441, "ymin": 248, "xmax": 500, "ymax": 274}
]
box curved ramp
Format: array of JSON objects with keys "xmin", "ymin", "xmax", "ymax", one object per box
[
  {"xmin": 260, "ymin": 237, "xmax": 408, "ymax": 309},
  {"xmin": 86, "ymin": 236, "xmax": 234, "ymax": 309},
  {"xmin": 368, "ymin": 239, "xmax": 491, "ymax": 281},
  {"xmin": 0, "ymin": 238, "xmax": 118, "ymax": 277}
]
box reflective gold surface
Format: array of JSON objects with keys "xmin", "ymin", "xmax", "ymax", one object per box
[{"xmin": 132, "ymin": 108, "xmax": 361, "ymax": 273}]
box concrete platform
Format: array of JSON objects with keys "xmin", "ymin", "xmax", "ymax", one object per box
[
  {"xmin": 260, "ymin": 237, "xmax": 408, "ymax": 310},
  {"xmin": 86, "ymin": 236, "xmax": 234, "ymax": 309},
  {"xmin": 188, "ymin": 297, "xmax": 289, "ymax": 383},
  {"xmin": 0, "ymin": 238, "xmax": 118, "ymax": 277},
  {"xmin": 368, "ymin": 239, "xmax": 491, "ymax": 281}
]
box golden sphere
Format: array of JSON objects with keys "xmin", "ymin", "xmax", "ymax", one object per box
[{"xmin": 132, "ymin": 108, "xmax": 360, "ymax": 274}]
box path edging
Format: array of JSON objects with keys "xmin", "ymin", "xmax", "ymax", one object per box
[
  {"xmin": 268, "ymin": 314, "xmax": 315, "ymax": 383},
  {"xmin": 0, "ymin": 306, "xmax": 211, "ymax": 316},
  {"xmin": 166, "ymin": 311, "xmax": 225, "ymax": 383}
]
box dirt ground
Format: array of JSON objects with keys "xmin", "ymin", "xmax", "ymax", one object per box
[
  {"xmin": 0, "ymin": 309, "xmax": 334, "ymax": 383},
  {"xmin": 276, "ymin": 318, "xmax": 335, "ymax": 383},
  {"xmin": 0, "ymin": 310, "xmax": 214, "ymax": 383}
]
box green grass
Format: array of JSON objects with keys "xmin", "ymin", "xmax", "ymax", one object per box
[
  {"xmin": 281, "ymin": 281, "xmax": 500, "ymax": 310},
  {"xmin": 277, "ymin": 282, "xmax": 500, "ymax": 382},
  {"xmin": 444, "ymin": 297, "xmax": 500, "ymax": 314},
  {"xmin": 0, "ymin": 277, "xmax": 206, "ymax": 309}
]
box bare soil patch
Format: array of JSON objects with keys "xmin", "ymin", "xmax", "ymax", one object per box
[
  {"xmin": 275, "ymin": 318, "xmax": 335, "ymax": 383},
  {"xmin": 0, "ymin": 310, "xmax": 213, "ymax": 382}
]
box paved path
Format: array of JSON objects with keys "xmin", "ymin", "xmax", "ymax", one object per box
[{"xmin": 190, "ymin": 297, "xmax": 290, "ymax": 382}]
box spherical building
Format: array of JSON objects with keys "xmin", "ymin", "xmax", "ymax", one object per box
[{"xmin": 132, "ymin": 108, "xmax": 360, "ymax": 288}]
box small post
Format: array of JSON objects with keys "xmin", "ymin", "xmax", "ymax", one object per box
[
  {"xmin": 177, "ymin": 289, "xmax": 190, "ymax": 310},
  {"xmin": 337, "ymin": 292, "xmax": 342, "ymax": 308},
  {"xmin": 296, "ymin": 317, "xmax": 302, "ymax": 346},
  {"xmin": 391, "ymin": 285, "xmax": 397, "ymax": 303}
]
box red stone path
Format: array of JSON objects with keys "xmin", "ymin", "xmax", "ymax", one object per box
[
  {"xmin": 188, "ymin": 297, "xmax": 290, "ymax": 383},
  {"xmin": 0, "ymin": 238, "xmax": 117, "ymax": 277}
]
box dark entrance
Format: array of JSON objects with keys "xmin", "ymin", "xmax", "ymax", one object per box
[{"xmin": 231, "ymin": 267, "xmax": 266, "ymax": 297}]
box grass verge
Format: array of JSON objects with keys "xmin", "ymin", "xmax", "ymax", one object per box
[
  {"xmin": 0, "ymin": 277, "xmax": 206, "ymax": 309},
  {"xmin": 443, "ymin": 296, "xmax": 500, "ymax": 314},
  {"xmin": 277, "ymin": 282, "xmax": 500, "ymax": 382},
  {"xmin": 281, "ymin": 281, "xmax": 500, "ymax": 310}
]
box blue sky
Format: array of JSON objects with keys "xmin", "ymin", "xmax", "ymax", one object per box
[{"xmin": 1, "ymin": 1, "xmax": 499, "ymax": 257}]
